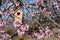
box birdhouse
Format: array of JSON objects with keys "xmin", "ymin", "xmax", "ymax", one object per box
[{"xmin": 14, "ymin": 9, "xmax": 23, "ymax": 23}]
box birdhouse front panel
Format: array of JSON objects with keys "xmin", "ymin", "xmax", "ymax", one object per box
[{"xmin": 14, "ymin": 9, "xmax": 23, "ymax": 23}]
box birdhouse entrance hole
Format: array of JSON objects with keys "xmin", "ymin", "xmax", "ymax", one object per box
[{"xmin": 17, "ymin": 12, "xmax": 20, "ymax": 15}]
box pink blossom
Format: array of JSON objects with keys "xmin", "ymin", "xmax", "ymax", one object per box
[
  {"xmin": 45, "ymin": 29, "xmax": 53, "ymax": 37},
  {"xmin": 0, "ymin": 20, "xmax": 4, "ymax": 27},
  {"xmin": 15, "ymin": 2, "xmax": 20, "ymax": 6},
  {"xmin": 0, "ymin": 11, "xmax": 3, "ymax": 15},
  {"xmin": 17, "ymin": 29, "xmax": 25, "ymax": 37},
  {"xmin": 25, "ymin": 24, "xmax": 29, "ymax": 31},
  {"xmin": 31, "ymin": 13, "xmax": 36, "ymax": 17},
  {"xmin": 37, "ymin": 30, "xmax": 44, "ymax": 39},
  {"xmin": 20, "ymin": 25, "xmax": 27, "ymax": 31},
  {"xmin": 2, "ymin": 33, "xmax": 11, "ymax": 40},
  {"xmin": 13, "ymin": 21, "xmax": 21, "ymax": 27},
  {"xmin": 45, "ymin": 26, "xmax": 50, "ymax": 30},
  {"xmin": 23, "ymin": 4, "xmax": 29, "ymax": 8},
  {"xmin": 35, "ymin": 0, "xmax": 41, "ymax": 6},
  {"xmin": 0, "ymin": 29, "xmax": 6, "ymax": 33},
  {"xmin": 42, "ymin": 9, "xmax": 52, "ymax": 16}
]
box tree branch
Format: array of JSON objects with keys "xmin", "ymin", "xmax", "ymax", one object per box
[{"xmin": 27, "ymin": 7, "xmax": 60, "ymax": 27}]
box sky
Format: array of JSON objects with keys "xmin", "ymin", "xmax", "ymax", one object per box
[
  {"xmin": 22, "ymin": 0, "xmax": 36, "ymax": 4},
  {"xmin": 22, "ymin": 0, "xmax": 37, "ymax": 13}
]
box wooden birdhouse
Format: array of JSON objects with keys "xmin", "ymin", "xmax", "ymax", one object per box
[{"xmin": 14, "ymin": 9, "xmax": 23, "ymax": 23}]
